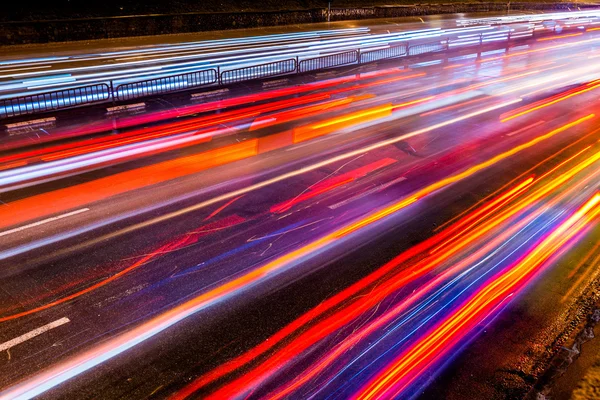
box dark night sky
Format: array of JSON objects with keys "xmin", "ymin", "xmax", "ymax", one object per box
[
  {"xmin": 6, "ymin": 0, "xmax": 324, "ymax": 18},
  {"xmin": 4, "ymin": 1, "xmax": 406, "ymax": 21}
]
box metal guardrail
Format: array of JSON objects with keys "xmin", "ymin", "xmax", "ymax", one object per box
[
  {"xmin": 408, "ymin": 42, "xmax": 448, "ymax": 56},
  {"xmin": 298, "ymin": 50, "xmax": 359, "ymax": 73},
  {"xmin": 0, "ymin": 84, "xmax": 110, "ymax": 119},
  {"xmin": 359, "ymin": 44, "xmax": 407, "ymax": 63},
  {"xmin": 115, "ymin": 69, "xmax": 218, "ymax": 101},
  {"xmin": 220, "ymin": 59, "xmax": 297, "ymax": 84}
]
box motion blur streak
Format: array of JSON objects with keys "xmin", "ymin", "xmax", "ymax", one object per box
[
  {"xmin": 270, "ymin": 158, "xmax": 397, "ymax": 214},
  {"xmin": 8, "ymin": 18, "xmax": 600, "ymax": 400},
  {"xmin": 246, "ymin": 169, "xmax": 600, "ymax": 399},
  {"xmin": 1, "ymin": 97, "xmax": 521, "ymax": 246},
  {"xmin": 0, "ymin": 140, "xmax": 258, "ymax": 230},
  {"xmin": 0, "ymin": 92, "xmax": 335, "ymax": 165},
  {"xmin": 0, "ymin": 238, "xmax": 190, "ymax": 323},
  {"xmin": 172, "ymin": 176, "xmax": 533, "ymax": 398},
  {"xmin": 500, "ymin": 81, "xmax": 600, "ymax": 122},
  {"xmin": 355, "ymin": 194, "xmax": 600, "ymax": 400},
  {"xmin": 537, "ymin": 32, "xmax": 584, "ymax": 41},
  {"xmin": 5, "ymin": 104, "xmax": 585, "ymax": 400},
  {"xmin": 190, "ymin": 184, "xmax": 538, "ymax": 399},
  {"xmin": 428, "ymin": 176, "xmax": 535, "ymax": 255},
  {"xmin": 294, "ymin": 104, "xmax": 393, "ymax": 143},
  {"xmin": 0, "ymin": 73, "xmax": 365, "ymax": 152},
  {"xmin": 3, "ymin": 114, "xmax": 590, "ymax": 323},
  {"xmin": 480, "ymin": 36, "xmax": 600, "ymax": 63},
  {"xmin": 173, "ymin": 118, "xmax": 595, "ymax": 400},
  {"xmin": 436, "ymin": 129, "xmax": 600, "ymax": 234}
]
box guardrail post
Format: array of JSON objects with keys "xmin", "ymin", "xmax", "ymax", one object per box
[
  {"xmin": 296, "ymin": 56, "xmax": 300, "ymax": 73},
  {"xmin": 442, "ymin": 40, "xmax": 450, "ymax": 65},
  {"xmin": 109, "ymin": 80, "xmax": 116, "ymax": 105},
  {"xmin": 479, "ymin": 33, "xmax": 483, "ymax": 46},
  {"xmin": 109, "ymin": 82, "xmax": 117, "ymax": 132},
  {"xmin": 356, "ymin": 49, "xmax": 361, "ymax": 64}
]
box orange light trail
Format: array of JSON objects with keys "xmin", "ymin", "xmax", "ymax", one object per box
[
  {"xmin": 355, "ymin": 193, "xmax": 600, "ymax": 400},
  {"xmin": 435, "ymin": 124, "xmax": 600, "ymax": 234},
  {"xmin": 171, "ymin": 116, "xmax": 598, "ymax": 400},
  {"xmin": 0, "ymin": 140, "xmax": 259, "ymax": 231},
  {"xmin": 193, "ymin": 177, "xmax": 546, "ymax": 400},
  {"xmin": 537, "ymin": 32, "xmax": 583, "ymax": 41},
  {"xmin": 293, "ymin": 104, "xmax": 393, "ymax": 143},
  {"xmin": 479, "ymin": 36, "xmax": 600, "ymax": 63},
  {"xmin": 4, "ymin": 93, "xmax": 331, "ymax": 165},
  {"xmin": 501, "ymin": 82, "xmax": 600, "ymax": 122},
  {"xmin": 3, "ymin": 106, "xmax": 582, "ymax": 323}
]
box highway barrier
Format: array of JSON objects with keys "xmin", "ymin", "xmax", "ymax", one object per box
[
  {"xmin": 408, "ymin": 41, "xmax": 448, "ymax": 56},
  {"xmin": 220, "ymin": 59, "xmax": 297, "ymax": 84},
  {"xmin": 0, "ymin": 84, "xmax": 111, "ymax": 119},
  {"xmin": 115, "ymin": 69, "xmax": 218, "ymax": 101},
  {"xmin": 359, "ymin": 44, "xmax": 407, "ymax": 63},
  {"xmin": 298, "ymin": 50, "xmax": 359, "ymax": 73}
]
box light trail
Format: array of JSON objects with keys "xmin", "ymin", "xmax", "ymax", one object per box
[
  {"xmin": 0, "ymin": 113, "xmax": 591, "ymax": 400},
  {"xmin": 4, "ymin": 15, "xmax": 600, "ymax": 400},
  {"xmin": 356, "ymin": 193, "xmax": 600, "ymax": 400},
  {"xmin": 176, "ymin": 133, "xmax": 600, "ymax": 400}
]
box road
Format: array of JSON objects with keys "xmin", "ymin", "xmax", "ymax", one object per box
[{"xmin": 2, "ymin": 17, "xmax": 600, "ymax": 400}]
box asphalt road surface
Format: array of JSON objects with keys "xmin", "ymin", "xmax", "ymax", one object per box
[{"xmin": 3, "ymin": 18, "xmax": 600, "ymax": 400}]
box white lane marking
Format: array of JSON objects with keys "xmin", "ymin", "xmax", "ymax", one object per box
[
  {"xmin": 0, "ymin": 317, "xmax": 70, "ymax": 352},
  {"xmin": 0, "ymin": 208, "xmax": 89, "ymax": 238}
]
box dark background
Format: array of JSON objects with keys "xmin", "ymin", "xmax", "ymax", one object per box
[{"xmin": 4, "ymin": 0, "xmax": 495, "ymax": 22}]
